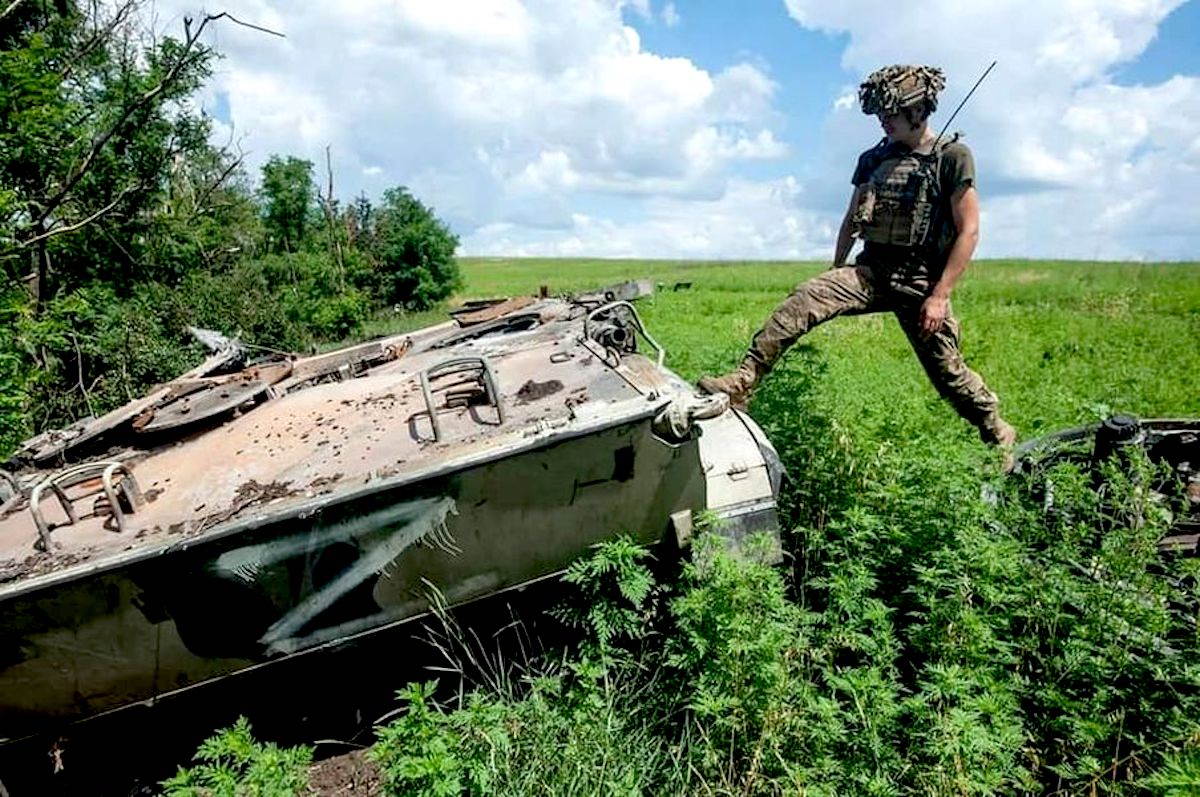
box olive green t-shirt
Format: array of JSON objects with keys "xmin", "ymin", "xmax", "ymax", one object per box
[{"xmin": 850, "ymin": 136, "xmax": 975, "ymax": 295}]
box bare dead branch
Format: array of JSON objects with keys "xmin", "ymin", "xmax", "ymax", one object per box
[
  {"xmin": 70, "ymin": 332, "xmax": 96, "ymax": 417},
  {"xmin": 325, "ymin": 146, "xmax": 335, "ymax": 203},
  {"xmin": 18, "ymin": 187, "xmax": 137, "ymax": 249},
  {"xmin": 320, "ymin": 145, "xmax": 345, "ymax": 282},
  {"xmin": 192, "ymin": 154, "xmax": 245, "ymax": 212},
  {"xmin": 99, "ymin": 224, "xmax": 137, "ymax": 269},
  {"xmin": 35, "ymin": 11, "xmax": 281, "ymax": 229},
  {"xmin": 208, "ymin": 12, "xmax": 285, "ymax": 38},
  {"xmin": 38, "ymin": 62, "xmax": 201, "ymax": 223},
  {"xmin": 60, "ymin": 0, "xmax": 140, "ymax": 81},
  {"xmin": 0, "ymin": 0, "xmax": 26, "ymax": 25}
]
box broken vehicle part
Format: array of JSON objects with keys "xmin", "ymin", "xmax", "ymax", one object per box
[{"xmin": 1011, "ymin": 415, "xmax": 1199, "ymax": 554}]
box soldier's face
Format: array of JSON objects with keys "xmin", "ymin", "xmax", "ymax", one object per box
[
  {"xmin": 877, "ymin": 111, "xmax": 922, "ymax": 144},
  {"xmin": 877, "ymin": 112, "xmax": 901, "ymax": 137}
]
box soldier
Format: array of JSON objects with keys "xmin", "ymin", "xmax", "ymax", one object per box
[{"xmin": 698, "ymin": 64, "xmax": 1016, "ymax": 454}]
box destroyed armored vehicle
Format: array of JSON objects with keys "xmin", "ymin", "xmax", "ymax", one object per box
[
  {"xmin": 0, "ymin": 288, "xmax": 782, "ymax": 747},
  {"xmin": 1011, "ymin": 414, "xmax": 1199, "ymax": 555}
]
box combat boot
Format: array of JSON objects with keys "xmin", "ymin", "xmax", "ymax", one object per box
[
  {"xmin": 697, "ymin": 358, "xmax": 764, "ymax": 412},
  {"xmin": 979, "ymin": 412, "xmax": 1018, "ymax": 470}
]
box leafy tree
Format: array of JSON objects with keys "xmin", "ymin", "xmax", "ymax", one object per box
[
  {"xmin": 142, "ymin": 144, "xmax": 262, "ymax": 281},
  {"xmin": 0, "ymin": 0, "xmax": 234, "ymax": 303},
  {"xmin": 259, "ymin": 155, "xmax": 316, "ymax": 254},
  {"xmin": 365, "ymin": 188, "xmax": 461, "ymax": 309},
  {"xmin": 0, "ymin": 3, "xmax": 267, "ymax": 448},
  {"xmin": 0, "ymin": 4, "xmax": 462, "ymax": 455}
]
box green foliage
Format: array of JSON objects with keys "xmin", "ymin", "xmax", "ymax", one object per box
[
  {"xmin": 554, "ymin": 536, "xmax": 658, "ymax": 655},
  {"xmin": 370, "ymin": 681, "xmax": 506, "ymax": 797},
  {"xmin": 371, "ymin": 674, "xmax": 671, "ymax": 797},
  {"xmin": 3, "ymin": 283, "xmax": 205, "ymax": 434},
  {"xmin": 0, "ymin": 0, "xmax": 222, "ymax": 294},
  {"xmin": 662, "ymin": 532, "xmax": 814, "ymax": 793},
  {"xmin": 141, "ymin": 154, "xmax": 263, "ymax": 282},
  {"xmin": 998, "ymin": 456, "xmax": 1200, "ymax": 792},
  {"xmin": 259, "ymin": 156, "xmax": 316, "ymax": 255},
  {"xmin": 223, "ymin": 252, "xmax": 371, "ymax": 342},
  {"xmin": 1142, "ymin": 743, "xmax": 1200, "ymax": 796},
  {"xmin": 159, "ymin": 717, "xmax": 312, "ymax": 797},
  {"xmin": 0, "ymin": 3, "xmax": 461, "ymax": 457},
  {"xmin": 351, "ymin": 253, "xmax": 1199, "ymax": 796},
  {"xmin": 0, "ymin": 288, "xmax": 36, "ymax": 452},
  {"xmin": 362, "ymin": 188, "xmax": 461, "ymax": 310}
]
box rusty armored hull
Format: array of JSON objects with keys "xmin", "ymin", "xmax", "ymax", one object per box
[{"xmin": 0, "ymin": 293, "xmax": 780, "ymax": 745}]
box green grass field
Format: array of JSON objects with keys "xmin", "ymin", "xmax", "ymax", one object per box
[{"xmin": 453, "ymin": 258, "xmax": 1199, "ymax": 440}]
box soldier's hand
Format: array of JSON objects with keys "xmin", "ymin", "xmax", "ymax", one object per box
[{"xmin": 919, "ymin": 295, "xmax": 949, "ymax": 337}]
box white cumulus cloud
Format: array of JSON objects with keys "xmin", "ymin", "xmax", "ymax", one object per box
[
  {"xmin": 154, "ymin": 0, "xmax": 784, "ymax": 240},
  {"xmin": 149, "ymin": 0, "xmax": 1197, "ymax": 260},
  {"xmin": 462, "ymin": 176, "xmax": 833, "ymax": 258}
]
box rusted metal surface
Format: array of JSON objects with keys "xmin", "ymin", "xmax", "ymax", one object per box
[
  {"xmin": 1, "ymin": 300, "xmax": 643, "ymax": 575},
  {"xmin": 0, "ymin": 289, "xmax": 783, "ymax": 744},
  {"xmin": 451, "ymin": 295, "xmax": 536, "ymax": 326},
  {"xmin": 11, "ymin": 347, "xmax": 246, "ymax": 465},
  {"xmin": 573, "ymin": 280, "xmax": 654, "ymax": 305}
]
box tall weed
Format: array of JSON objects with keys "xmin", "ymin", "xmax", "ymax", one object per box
[{"xmin": 159, "ymin": 717, "xmax": 312, "ymax": 797}]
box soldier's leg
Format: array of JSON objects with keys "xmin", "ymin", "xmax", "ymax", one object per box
[
  {"xmin": 897, "ymin": 306, "xmax": 1016, "ymax": 447},
  {"xmin": 699, "ymin": 267, "xmax": 880, "ymax": 409}
]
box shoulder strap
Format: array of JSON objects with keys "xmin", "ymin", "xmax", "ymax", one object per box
[{"xmin": 857, "ymin": 137, "xmax": 892, "ymax": 182}]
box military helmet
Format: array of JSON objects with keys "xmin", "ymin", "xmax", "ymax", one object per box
[{"xmin": 858, "ymin": 64, "xmax": 946, "ymax": 116}]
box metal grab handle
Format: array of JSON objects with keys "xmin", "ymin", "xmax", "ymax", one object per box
[
  {"xmin": 0, "ymin": 469, "xmax": 22, "ymax": 514},
  {"xmin": 30, "ymin": 461, "xmax": 144, "ymax": 552},
  {"xmin": 582, "ymin": 301, "xmax": 666, "ymax": 368},
  {"xmin": 418, "ymin": 357, "xmax": 504, "ymax": 443}
]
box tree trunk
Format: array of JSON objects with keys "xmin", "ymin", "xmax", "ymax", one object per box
[{"xmin": 33, "ymin": 225, "xmax": 50, "ymax": 316}]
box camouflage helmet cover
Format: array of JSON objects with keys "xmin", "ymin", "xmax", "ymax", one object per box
[{"xmin": 858, "ymin": 64, "xmax": 946, "ymax": 116}]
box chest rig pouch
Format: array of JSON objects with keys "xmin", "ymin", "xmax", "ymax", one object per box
[{"xmin": 852, "ymin": 134, "xmax": 957, "ymax": 248}]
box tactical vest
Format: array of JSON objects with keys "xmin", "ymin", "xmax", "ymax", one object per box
[{"xmin": 851, "ymin": 134, "xmax": 959, "ymax": 248}]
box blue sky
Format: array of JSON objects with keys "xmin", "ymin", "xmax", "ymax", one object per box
[
  {"xmin": 178, "ymin": 0, "xmax": 1200, "ymax": 260},
  {"xmin": 633, "ymin": 2, "xmax": 847, "ymax": 158},
  {"xmin": 1113, "ymin": 0, "xmax": 1200, "ymax": 83}
]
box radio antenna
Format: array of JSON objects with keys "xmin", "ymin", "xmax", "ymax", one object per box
[{"xmin": 933, "ymin": 60, "xmax": 997, "ymax": 149}]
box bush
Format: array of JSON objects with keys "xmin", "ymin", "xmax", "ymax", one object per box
[
  {"xmin": 239, "ymin": 252, "xmax": 370, "ymax": 341},
  {"xmin": 3, "ymin": 284, "xmax": 206, "ymax": 439},
  {"xmin": 365, "ymin": 188, "xmax": 461, "ymax": 310},
  {"xmin": 0, "ymin": 256, "xmax": 368, "ymax": 456},
  {"xmin": 159, "ymin": 717, "xmax": 312, "ymax": 797},
  {"xmin": 371, "ymin": 538, "xmax": 682, "ymax": 797},
  {"xmin": 370, "ymin": 534, "xmax": 838, "ymax": 797}
]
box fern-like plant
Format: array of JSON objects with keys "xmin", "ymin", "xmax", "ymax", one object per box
[{"xmin": 159, "ymin": 717, "xmax": 312, "ymax": 797}]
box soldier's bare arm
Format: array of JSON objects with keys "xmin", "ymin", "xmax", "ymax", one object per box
[
  {"xmin": 919, "ymin": 184, "xmax": 980, "ymax": 335},
  {"xmin": 833, "ymin": 185, "xmax": 865, "ymax": 266}
]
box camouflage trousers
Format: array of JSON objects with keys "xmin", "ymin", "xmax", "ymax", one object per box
[{"xmin": 748, "ymin": 266, "xmax": 999, "ymax": 428}]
